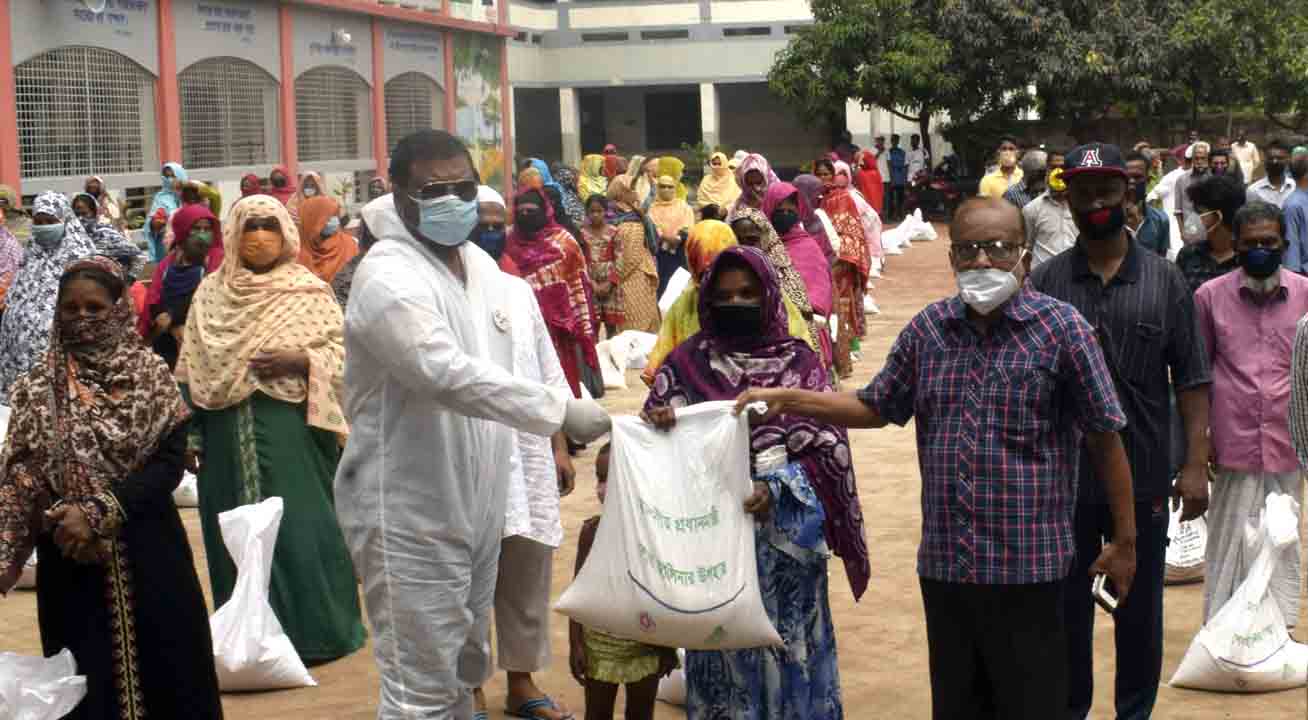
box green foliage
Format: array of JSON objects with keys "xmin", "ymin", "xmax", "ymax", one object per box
[{"xmin": 770, "ymin": 0, "xmax": 1308, "ymax": 144}]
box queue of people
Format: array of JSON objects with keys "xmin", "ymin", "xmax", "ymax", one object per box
[{"xmin": 0, "ymin": 127, "xmax": 1305, "ymax": 720}]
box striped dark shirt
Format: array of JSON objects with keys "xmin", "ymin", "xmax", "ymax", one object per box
[{"xmin": 1030, "ymin": 237, "xmax": 1212, "ymax": 502}]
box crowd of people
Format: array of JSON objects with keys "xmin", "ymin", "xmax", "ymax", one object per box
[{"xmin": 0, "ymin": 122, "xmax": 1305, "ymax": 720}]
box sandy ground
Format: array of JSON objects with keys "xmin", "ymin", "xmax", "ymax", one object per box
[{"xmin": 3, "ymin": 224, "xmax": 1307, "ymax": 719}]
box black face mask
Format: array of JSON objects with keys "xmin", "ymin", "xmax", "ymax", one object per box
[
  {"xmin": 271, "ymin": 176, "xmax": 287, "ymax": 188},
  {"xmin": 516, "ymin": 212, "xmax": 547, "ymax": 234},
  {"xmin": 1076, "ymin": 204, "xmax": 1127, "ymax": 241},
  {"xmin": 712, "ymin": 302, "xmax": 765, "ymax": 337},
  {"xmin": 770, "ymin": 209, "xmax": 800, "ymax": 235}
]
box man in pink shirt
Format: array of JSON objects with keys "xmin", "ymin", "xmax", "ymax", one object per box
[{"xmin": 1194, "ymin": 200, "xmax": 1308, "ymax": 627}]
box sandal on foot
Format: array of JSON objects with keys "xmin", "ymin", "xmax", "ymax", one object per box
[{"xmin": 505, "ymin": 696, "xmax": 574, "ymax": 720}]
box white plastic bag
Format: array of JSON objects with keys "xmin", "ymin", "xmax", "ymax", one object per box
[
  {"xmin": 656, "ymin": 648, "xmax": 687, "ymax": 706},
  {"xmin": 556, "ymin": 402, "xmax": 781, "ymax": 650},
  {"xmin": 173, "ymin": 472, "xmax": 200, "ymax": 508},
  {"xmin": 615, "ymin": 331, "xmax": 657, "ymax": 371},
  {"xmin": 595, "ymin": 340, "xmax": 629, "ymax": 391},
  {"xmin": 906, "ymin": 209, "xmax": 938, "ymax": 242},
  {"xmin": 659, "ymin": 267, "xmax": 693, "ymax": 315},
  {"xmin": 0, "ymin": 648, "xmax": 88, "ymax": 720},
  {"xmin": 1169, "ymin": 493, "xmax": 1308, "ymax": 692},
  {"xmin": 1164, "ymin": 506, "xmax": 1207, "ymax": 585},
  {"xmin": 210, "ymin": 497, "xmax": 316, "ymax": 691}
]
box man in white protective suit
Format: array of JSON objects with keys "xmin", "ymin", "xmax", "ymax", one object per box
[{"xmin": 335, "ymin": 129, "xmax": 612, "ymax": 719}]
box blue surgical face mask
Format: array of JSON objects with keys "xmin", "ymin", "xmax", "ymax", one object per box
[
  {"xmin": 321, "ymin": 216, "xmax": 341, "ymax": 238},
  {"xmin": 161, "ymin": 175, "xmax": 174, "ymax": 191},
  {"xmin": 31, "ymin": 223, "xmax": 65, "ymax": 248},
  {"xmin": 474, "ymin": 228, "xmax": 507, "ymax": 259},
  {"xmin": 414, "ymin": 195, "xmax": 477, "ymax": 248}
]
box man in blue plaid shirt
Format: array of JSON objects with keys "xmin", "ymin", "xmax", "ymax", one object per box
[{"xmin": 736, "ymin": 197, "xmax": 1137, "ymax": 720}]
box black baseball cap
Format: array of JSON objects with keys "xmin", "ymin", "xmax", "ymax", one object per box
[{"xmin": 1062, "ymin": 143, "xmax": 1128, "ymax": 180}]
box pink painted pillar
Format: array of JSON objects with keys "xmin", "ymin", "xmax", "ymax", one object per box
[
  {"xmin": 0, "ymin": 0, "xmax": 20, "ymax": 193},
  {"xmin": 278, "ymin": 6, "xmax": 299, "ymax": 176},
  {"xmin": 156, "ymin": 0, "xmax": 182, "ymax": 164},
  {"xmin": 500, "ymin": 38, "xmax": 512, "ymax": 196},
  {"xmin": 371, "ymin": 19, "xmax": 388, "ymax": 178},
  {"xmin": 443, "ymin": 31, "xmax": 456, "ymax": 134}
]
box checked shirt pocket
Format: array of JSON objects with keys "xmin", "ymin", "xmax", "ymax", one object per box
[{"xmin": 987, "ymin": 351, "xmax": 1058, "ymax": 436}]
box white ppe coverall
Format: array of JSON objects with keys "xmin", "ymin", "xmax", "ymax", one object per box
[{"xmin": 336, "ymin": 195, "xmax": 570, "ymax": 718}]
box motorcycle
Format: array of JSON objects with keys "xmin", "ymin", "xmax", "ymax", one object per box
[{"xmin": 904, "ymin": 155, "xmax": 964, "ymax": 221}]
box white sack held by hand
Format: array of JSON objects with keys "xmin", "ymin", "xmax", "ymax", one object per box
[
  {"xmin": 210, "ymin": 497, "xmax": 316, "ymax": 691},
  {"xmin": 0, "ymin": 648, "xmax": 87, "ymax": 720},
  {"xmin": 555, "ymin": 401, "xmax": 781, "ymax": 650}
]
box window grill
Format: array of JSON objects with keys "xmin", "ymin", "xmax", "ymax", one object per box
[
  {"xmin": 16, "ymin": 46, "xmax": 152, "ymax": 179},
  {"xmin": 385, "ymin": 72, "xmax": 443, "ymax": 153},
  {"xmin": 179, "ymin": 58, "xmax": 277, "ymax": 169},
  {"xmin": 296, "ymin": 67, "xmax": 368, "ymax": 162}
]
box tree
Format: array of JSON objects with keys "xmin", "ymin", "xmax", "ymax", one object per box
[
  {"xmin": 769, "ymin": 0, "xmax": 1038, "ymax": 169},
  {"xmin": 1168, "ymin": 0, "xmax": 1308, "ymax": 135}
]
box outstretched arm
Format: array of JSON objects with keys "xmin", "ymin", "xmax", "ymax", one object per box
[{"xmin": 734, "ymin": 388, "xmax": 887, "ymax": 429}]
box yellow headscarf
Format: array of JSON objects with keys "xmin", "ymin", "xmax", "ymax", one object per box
[
  {"xmin": 579, "ymin": 155, "xmax": 609, "ymax": 201},
  {"xmin": 696, "ymin": 152, "xmax": 741, "ymax": 209},
  {"xmin": 177, "ymin": 195, "xmax": 348, "ymax": 436},
  {"xmin": 641, "ymin": 220, "xmax": 815, "ymax": 385},
  {"xmin": 657, "ymin": 156, "xmax": 689, "ymax": 200}
]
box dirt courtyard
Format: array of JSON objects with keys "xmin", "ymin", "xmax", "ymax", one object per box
[{"xmin": 3, "ymin": 223, "xmax": 1306, "ymax": 719}]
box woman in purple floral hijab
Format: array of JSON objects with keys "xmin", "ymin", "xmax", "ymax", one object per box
[{"xmin": 643, "ymin": 245, "xmax": 865, "ymax": 719}]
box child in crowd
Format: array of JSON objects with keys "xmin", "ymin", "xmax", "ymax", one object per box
[{"xmin": 570, "ymin": 442, "xmax": 678, "ymax": 720}]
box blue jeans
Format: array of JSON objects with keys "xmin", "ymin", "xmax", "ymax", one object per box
[{"xmin": 1064, "ymin": 499, "xmax": 1168, "ymax": 720}]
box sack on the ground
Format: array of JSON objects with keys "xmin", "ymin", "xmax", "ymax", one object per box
[
  {"xmin": 0, "ymin": 648, "xmax": 87, "ymax": 720},
  {"xmin": 210, "ymin": 497, "xmax": 316, "ymax": 691},
  {"xmin": 656, "ymin": 648, "xmax": 687, "ymax": 706},
  {"xmin": 596, "ymin": 331, "xmax": 659, "ymax": 391},
  {"xmin": 900, "ymin": 209, "xmax": 938, "ymax": 243},
  {"xmin": 659, "ymin": 268, "xmax": 692, "ymax": 315},
  {"xmin": 173, "ymin": 472, "xmax": 200, "ymax": 508},
  {"xmin": 1169, "ymin": 493, "xmax": 1308, "ymax": 692},
  {"xmin": 555, "ymin": 402, "xmax": 782, "ymax": 650},
  {"xmin": 1164, "ymin": 505, "xmax": 1207, "ymax": 585}
]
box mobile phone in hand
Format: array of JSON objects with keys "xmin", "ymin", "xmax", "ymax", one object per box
[{"xmin": 1092, "ymin": 573, "xmax": 1119, "ymax": 614}]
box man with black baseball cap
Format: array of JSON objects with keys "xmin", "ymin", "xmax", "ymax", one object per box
[{"xmin": 1030, "ymin": 143, "xmax": 1213, "ymax": 720}]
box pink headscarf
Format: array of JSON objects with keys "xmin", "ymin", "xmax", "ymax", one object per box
[
  {"xmin": 761, "ymin": 182, "xmax": 833, "ymax": 316},
  {"xmin": 733, "ymin": 153, "xmax": 781, "ymax": 212}
]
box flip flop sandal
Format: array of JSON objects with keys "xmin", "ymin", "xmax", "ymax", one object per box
[{"xmin": 505, "ymin": 696, "xmax": 574, "ymax": 720}]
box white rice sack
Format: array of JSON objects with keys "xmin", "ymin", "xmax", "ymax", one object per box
[
  {"xmin": 1170, "ymin": 493, "xmax": 1307, "ymax": 692},
  {"xmin": 556, "ymin": 402, "xmax": 782, "ymax": 650}
]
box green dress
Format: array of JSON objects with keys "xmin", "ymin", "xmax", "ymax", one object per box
[{"xmin": 189, "ymin": 390, "xmax": 366, "ymax": 664}]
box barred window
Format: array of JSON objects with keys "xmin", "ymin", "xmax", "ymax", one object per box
[
  {"xmin": 385, "ymin": 72, "xmax": 445, "ymax": 153},
  {"xmin": 179, "ymin": 57, "xmax": 279, "ymax": 169},
  {"xmin": 16, "ymin": 46, "xmax": 155, "ymax": 179},
  {"xmin": 296, "ymin": 66, "xmax": 371, "ymax": 163}
]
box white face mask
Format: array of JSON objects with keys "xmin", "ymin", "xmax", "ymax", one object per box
[{"xmin": 957, "ymin": 254, "xmax": 1024, "ymax": 315}]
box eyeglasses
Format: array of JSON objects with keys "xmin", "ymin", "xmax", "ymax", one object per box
[
  {"xmin": 658, "ymin": 185, "xmax": 676, "ymax": 190},
  {"xmin": 952, "ymin": 240, "xmax": 1024, "ymax": 263},
  {"xmin": 413, "ymin": 179, "xmax": 479, "ymax": 202}
]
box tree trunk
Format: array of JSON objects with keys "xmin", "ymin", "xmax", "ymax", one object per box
[{"xmin": 919, "ymin": 114, "xmax": 934, "ymax": 168}]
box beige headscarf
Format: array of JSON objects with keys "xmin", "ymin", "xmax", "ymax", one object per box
[
  {"xmin": 696, "ymin": 152, "xmax": 742, "ymax": 209},
  {"xmin": 178, "ymin": 195, "xmax": 348, "ymax": 435},
  {"xmin": 648, "ymin": 175, "xmax": 695, "ymax": 240}
]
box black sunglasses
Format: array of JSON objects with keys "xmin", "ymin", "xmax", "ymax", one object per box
[
  {"xmin": 413, "ymin": 179, "xmax": 479, "ymax": 202},
  {"xmin": 952, "ymin": 240, "xmax": 1024, "ymax": 263}
]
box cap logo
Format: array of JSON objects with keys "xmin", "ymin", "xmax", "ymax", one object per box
[{"xmin": 1082, "ymin": 148, "xmax": 1102, "ymax": 167}]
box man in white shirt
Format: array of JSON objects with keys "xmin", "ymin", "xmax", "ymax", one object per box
[
  {"xmin": 468, "ymin": 186, "xmax": 577, "ymax": 720},
  {"xmin": 1149, "ymin": 146, "xmax": 1191, "ymax": 257},
  {"xmin": 336, "ymin": 129, "xmax": 610, "ymax": 719},
  {"xmin": 907, "ymin": 133, "xmax": 930, "ymax": 179},
  {"xmin": 875, "ymin": 135, "xmax": 891, "ymax": 206},
  {"xmin": 1247, "ymin": 140, "xmax": 1295, "ymax": 208},
  {"xmin": 1230, "ymin": 128, "xmax": 1262, "ymax": 183},
  {"xmin": 1023, "ymin": 170, "xmax": 1079, "ymax": 268}
]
